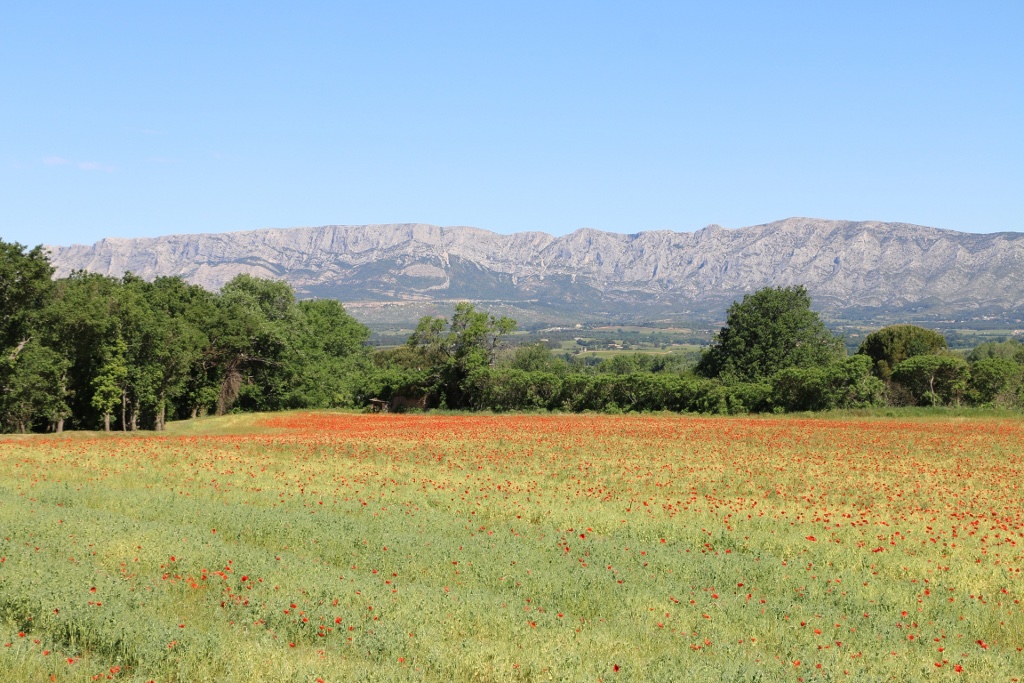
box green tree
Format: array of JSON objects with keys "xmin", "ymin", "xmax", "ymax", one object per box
[
  {"xmin": 407, "ymin": 303, "xmax": 517, "ymax": 407},
  {"xmin": 967, "ymin": 339, "xmax": 1024, "ymax": 364},
  {"xmin": 206, "ymin": 275, "xmax": 295, "ymax": 414},
  {"xmin": 152, "ymin": 279, "xmax": 219, "ymax": 420},
  {"xmin": 696, "ymin": 285, "xmax": 843, "ymax": 382},
  {"xmin": 134, "ymin": 277, "xmax": 211, "ymax": 429},
  {"xmin": 857, "ymin": 324, "xmax": 947, "ymax": 380},
  {"xmin": 0, "ymin": 241, "xmax": 58, "ymax": 431},
  {"xmin": 890, "ymin": 355, "xmax": 970, "ymax": 406},
  {"xmin": 505, "ymin": 343, "xmax": 567, "ymax": 374},
  {"xmin": 46, "ymin": 273, "xmax": 166, "ymax": 431},
  {"xmin": 281, "ymin": 298, "xmax": 371, "ymax": 408},
  {"xmin": 0, "ymin": 240, "xmax": 54, "ymax": 354},
  {"xmin": 770, "ymin": 355, "xmax": 884, "ymax": 412},
  {"xmin": 91, "ymin": 333, "xmax": 129, "ymax": 431},
  {"xmin": 599, "ymin": 354, "xmax": 652, "ymax": 375},
  {"xmin": 36, "ymin": 272, "xmax": 122, "ymax": 429},
  {"xmin": 0, "ymin": 339, "xmax": 69, "ymax": 433},
  {"xmin": 967, "ymin": 357, "xmax": 1022, "ymax": 407},
  {"xmin": 114, "ymin": 274, "xmax": 159, "ymax": 430}
]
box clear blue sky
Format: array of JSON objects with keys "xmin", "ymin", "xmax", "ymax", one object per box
[{"xmin": 2, "ymin": 1, "xmax": 1021, "ymax": 247}]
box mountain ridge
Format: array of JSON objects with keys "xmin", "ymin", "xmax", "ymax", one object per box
[{"xmin": 48, "ymin": 218, "xmax": 1024, "ymax": 324}]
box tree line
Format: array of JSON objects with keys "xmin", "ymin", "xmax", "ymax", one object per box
[
  {"xmin": 370, "ymin": 284, "xmax": 1023, "ymax": 414},
  {"xmin": 2, "ymin": 239, "xmax": 1022, "ymax": 432},
  {"xmin": 1, "ymin": 241, "xmax": 371, "ymax": 432},
  {"xmin": 362, "ymin": 280, "xmax": 1024, "ymax": 415}
]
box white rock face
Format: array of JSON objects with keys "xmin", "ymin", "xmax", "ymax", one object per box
[{"xmin": 47, "ymin": 217, "xmax": 1024, "ymax": 318}]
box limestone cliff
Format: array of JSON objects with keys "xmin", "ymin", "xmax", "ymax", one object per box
[{"xmin": 49, "ymin": 218, "xmax": 1024, "ymax": 323}]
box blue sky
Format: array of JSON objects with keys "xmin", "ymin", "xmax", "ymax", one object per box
[{"xmin": 2, "ymin": 1, "xmax": 1021, "ymax": 247}]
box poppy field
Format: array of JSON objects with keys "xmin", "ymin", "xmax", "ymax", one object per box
[{"xmin": 0, "ymin": 413, "xmax": 1022, "ymax": 682}]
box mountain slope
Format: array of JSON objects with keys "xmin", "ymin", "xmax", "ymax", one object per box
[{"xmin": 49, "ymin": 218, "xmax": 1024, "ymax": 323}]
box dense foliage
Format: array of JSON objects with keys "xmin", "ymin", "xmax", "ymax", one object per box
[
  {"xmin": 857, "ymin": 324, "xmax": 948, "ymax": 379},
  {"xmin": 0, "ymin": 241, "xmax": 371, "ymax": 432},
  {"xmin": 696, "ymin": 285, "xmax": 844, "ymax": 381},
  {"xmin": 2, "ymin": 239, "xmax": 1022, "ymax": 431},
  {"xmin": 377, "ymin": 297, "xmax": 1021, "ymax": 414}
]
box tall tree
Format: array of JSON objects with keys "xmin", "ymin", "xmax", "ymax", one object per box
[
  {"xmin": 281, "ymin": 298, "xmax": 371, "ymax": 408},
  {"xmin": 114, "ymin": 274, "xmax": 158, "ymax": 430},
  {"xmin": 36, "ymin": 272, "xmax": 122, "ymax": 429},
  {"xmin": 0, "ymin": 339, "xmax": 69, "ymax": 433},
  {"xmin": 206, "ymin": 275, "xmax": 294, "ymax": 414},
  {"xmin": 144, "ymin": 277, "xmax": 211, "ymax": 429},
  {"xmin": 967, "ymin": 357, "xmax": 1022, "ymax": 407},
  {"xmin": 891, "ymin": 355, "xmax": 970, "ymax": 406},
  {"xmin": 0, "ymin": 240, "xmax": 53, "ymax": 354},
  {"xmin": 91, "ymin": 333, "xmax": 129, "ymax": 432},
  {"xmin": 407, "ymin": 303, "xmax": 517, "ymax": 407},
  {"xmin": 696, "ymin": 285, "xmax": 843, "ymax": 382},
  {"xmin": 857, "ymin": 324, "xmax": 947, "ymax": 379},
  {"xmin": 0, "ymin": 241, "xmax": 57, "ymax": 430}
]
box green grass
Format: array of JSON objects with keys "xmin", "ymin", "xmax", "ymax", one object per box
[{"xmin": 0, "ymin": 412, "xmax": 1021, "ymax": 681}]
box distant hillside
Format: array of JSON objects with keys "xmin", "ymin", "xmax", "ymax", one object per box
[{"xmin": 49, "ymin": 218, "xmax": 1024, "ymax": 326}]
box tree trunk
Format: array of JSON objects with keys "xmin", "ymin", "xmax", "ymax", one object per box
[
  {"xmin": 56, "ymin": 376, "xmax": 68, "ymax": 434},
  {"xmin": 217, "ymin": 363, "xmax": 243, "ymax": 416},
  {"xmin": 156, "ymin": 394, "xmax": 166, "ymax": 431},
  {"xmin": 121, "ymin": 391, "xmax": 127, "ymax": 432},
  {"xmin": 104, "ymin": 412, "xmax": 111, "ymax": 432},
  {"xmin": 130, "ymin": 406, "xmax": 138, "ymax": 432},
  {"xmin": 190, "ymin": 405, "xmax": 198, "ymax": 420}
]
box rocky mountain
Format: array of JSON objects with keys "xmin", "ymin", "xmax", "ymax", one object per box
[{"xmin": 48, "ymin": 218, "xmax": 1024, "ymax": 325}]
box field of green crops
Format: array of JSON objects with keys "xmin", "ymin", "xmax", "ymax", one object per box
[{"xmin": 1, "ymin": 412, "xmax": 1021, "ymax": 682}]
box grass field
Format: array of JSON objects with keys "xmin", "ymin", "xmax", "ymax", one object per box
[{"xmin": 0, "ymin": 412, "xmax": 1021, "ymax": 682}]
